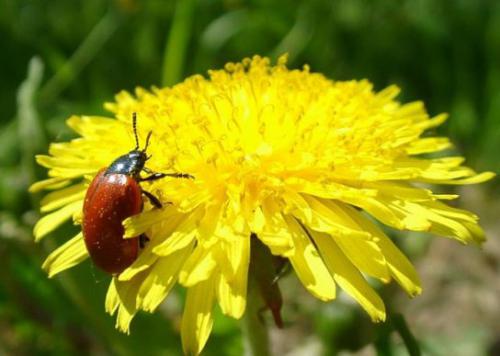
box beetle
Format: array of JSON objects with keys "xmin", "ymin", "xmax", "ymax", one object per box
[{"xmin": 82, "ymin": 113, "xmax": 193, "ymax": 274}]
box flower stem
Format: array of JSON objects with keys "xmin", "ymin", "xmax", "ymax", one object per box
[
  {"xmin": 242, "ymin": 278, "xmax": 270, "ymax": 356},
  {"xmin": 392, "ymin": 313, "xmax": 421, "ymax": 356}
]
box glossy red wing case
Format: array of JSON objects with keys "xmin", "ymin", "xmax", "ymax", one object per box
[{"xmin": 82, "ymin": 169, "xmax": 142, "ymax": 274}]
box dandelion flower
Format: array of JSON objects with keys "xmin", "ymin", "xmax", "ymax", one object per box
[{"xmin": 31, "ymin": 55, "xmax": 494, "ymax": 355}]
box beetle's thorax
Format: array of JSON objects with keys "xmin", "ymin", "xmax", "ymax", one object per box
[{"xmin": 105, "ymin": 150, "xmax": 147, "ymax": 179}]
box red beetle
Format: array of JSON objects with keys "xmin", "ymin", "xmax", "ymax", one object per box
[{"xmin": 82, "ymin": 113, "xmax": 192, "ymax": 274}]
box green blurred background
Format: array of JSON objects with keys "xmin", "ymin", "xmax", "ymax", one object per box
[{"xmin": 1, "ymin": 0, "xmax": 499, "ymax": 355}]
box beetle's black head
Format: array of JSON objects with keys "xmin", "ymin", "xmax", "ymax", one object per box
[
  {"xmin": 106, "ymin": 149, "xmax": 149, "ymax": 178},
  {"xmin": 105, "ymin": 113, "xmax": 152, "ymax": 179}
]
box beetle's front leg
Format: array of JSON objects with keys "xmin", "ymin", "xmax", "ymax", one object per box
[
  {"xmin": 142, "ymin": 190, "xmax": 163, "ymax": 208},
  {"xmin": 140, "ymin": 168, "xmax": 194, "ymax": 182}
]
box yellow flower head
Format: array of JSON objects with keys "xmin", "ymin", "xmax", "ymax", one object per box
[{"xmin": 31, "ymin": 55, "xmax": 494, "ymax": 355}]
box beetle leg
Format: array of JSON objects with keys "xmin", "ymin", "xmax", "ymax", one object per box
[
  {"xmin": 139, "ymin": 234, "xmax": 150, "ymax": 248},
  {"xmin": 142, "ymin": 190, "xmax": 163, "ymax": 208},
  {"xmin": 140, "ymin": 170, "xmax": 195, "ymax": 181},
  {"xmin": 139, "ymin": 172, "xmax": 167, "ymax": 182}
]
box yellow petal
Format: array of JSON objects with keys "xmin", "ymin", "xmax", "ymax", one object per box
[
  {"xmin": 406, "ymin": 137, "xmax": 452, "ymax": 155},
  {"xmin": 213, "ymin": 224, "xmax": 250, "ymax": 276},
  {"xmin": 137, "ymin": 243, "xmax": 193, "ymax": 312},
  {"xmin": 295, "ymin": 194, "xmax": 371, "ymax": 239},
  {"xmin": 309, "ymin": 229, "xmax": 386, "ymax": 322},
  {"xmin": 105, "ymin": 278, "xmax": 120, "ymax": 315},
  {"xmin": 367, "ymin": 181, "xmax": 434, "ymax": 202},
  {"xmin": 214, "ymin": 234, "xmax": 250, "ymax": 319},
  {"xmin": 179, "ymin": 189, "xmax": 212, "ymax": 212},
  {"xmin": 248, "ymin": 205, "xmax": 266, "ymax": 233},
  {"xmin": 463, "ymin": 221, "xmax": 486, "ymax": 244},
  {"xmin": 197, "ymin": 202, "xmax": 223, "ymax": 240},
  {"xmin": 427, "ymin": 200, "xmax": 478, "ymax": 223},
  {"xmin": 259, "ymin": 198, "xmax": 295, "ymax": 256},
  {"xmin": 118, "ymin": 243, "xmax": 159, "ymax": 281},
  {"xmin": 34, "ymin": 200, "xmax": 82, "ymax": 241},
  {"xmin": 318, "ymin": 199, "xmax": 390, "ymax": 282},
  {"xmin": 433, "ymin": 194, "xmax": 459, "ymax": 200},
  {"xmin": 343, "ymin": 206, "xmax": 422, "ymax": 296},
  {"xmin": 29, "ymin": 177, "xmax": 70, "ymax": 192},
  {"xmin": 42, "ymin": 233, "xmax": 88, "ymax": 278},
  {"xmin": 216, "ymin": 271, "xmax": 247, "ymax": 320},
  {"xmin": 152, "ymin": 209, "xmax": 202, "ymax": 256},
  {"xmin": 342, "ymin": 195, "xmax": 404, "ymax": 230},
  {"xmin": 40, "ymin": 184, "xmax": 86, "ymax": 213},
  {"xmin": 404, "ymin": 202, "xmax": 476, "ymax": 243},
  {"xmin": 66, "ymin": 115, "xmax": 123, "ymax": 137},
  {"xmin": 423, "ymin": 171, "xmax": 495, "ymax": 185},
  {"xmin": 36, "ymin": 155, "xmax": 96, "ymax": 170},
  {"xmin": 284, "ymin": 215, "xmax": 336, "ymax": 301},
  {"xmin": 297, "ymin": 179, "xmax": 377, "ymax": 201},
  {"xmin": 112, "ymin": 274, "xmax": 147, "ymax": 334},
  {"xmin": 178, "ymin": 244, "xmax": 216, "ymax": 287},
  {"xmin": 417, "ymin": 113, "xmax": 448, "ymax": 130},
  {"xmin": 123, "ymin": 205, "xmax": 181, "ymax": 238},
  {"xmin": 181, "ymin": 278, "xmax": 215, "ymax": 356},
  {"xmin": 46, "ymin": 166, "xmax": 97, "ymax": 179},
  {"xmin": 283, "ymin": 190, "xmax": 312, "ymax": 221}
]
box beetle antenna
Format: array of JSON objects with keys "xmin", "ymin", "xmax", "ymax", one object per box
[
  {"xmin": 132, "ymin": 112, "xmax": 140, "ymax": 150},
  {"xmin": 143, "ymin": 131, "xmax": 152, "ymax": 152}
]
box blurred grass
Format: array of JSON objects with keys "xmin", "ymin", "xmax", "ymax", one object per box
[{"xmin": 0, "ymin": 0, "xmax": 499, "ymax": 355}]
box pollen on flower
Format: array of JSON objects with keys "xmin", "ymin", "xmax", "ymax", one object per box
[{"xmin": 31, "ymin": 54, "xmax": 494, "ymax": 355}]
